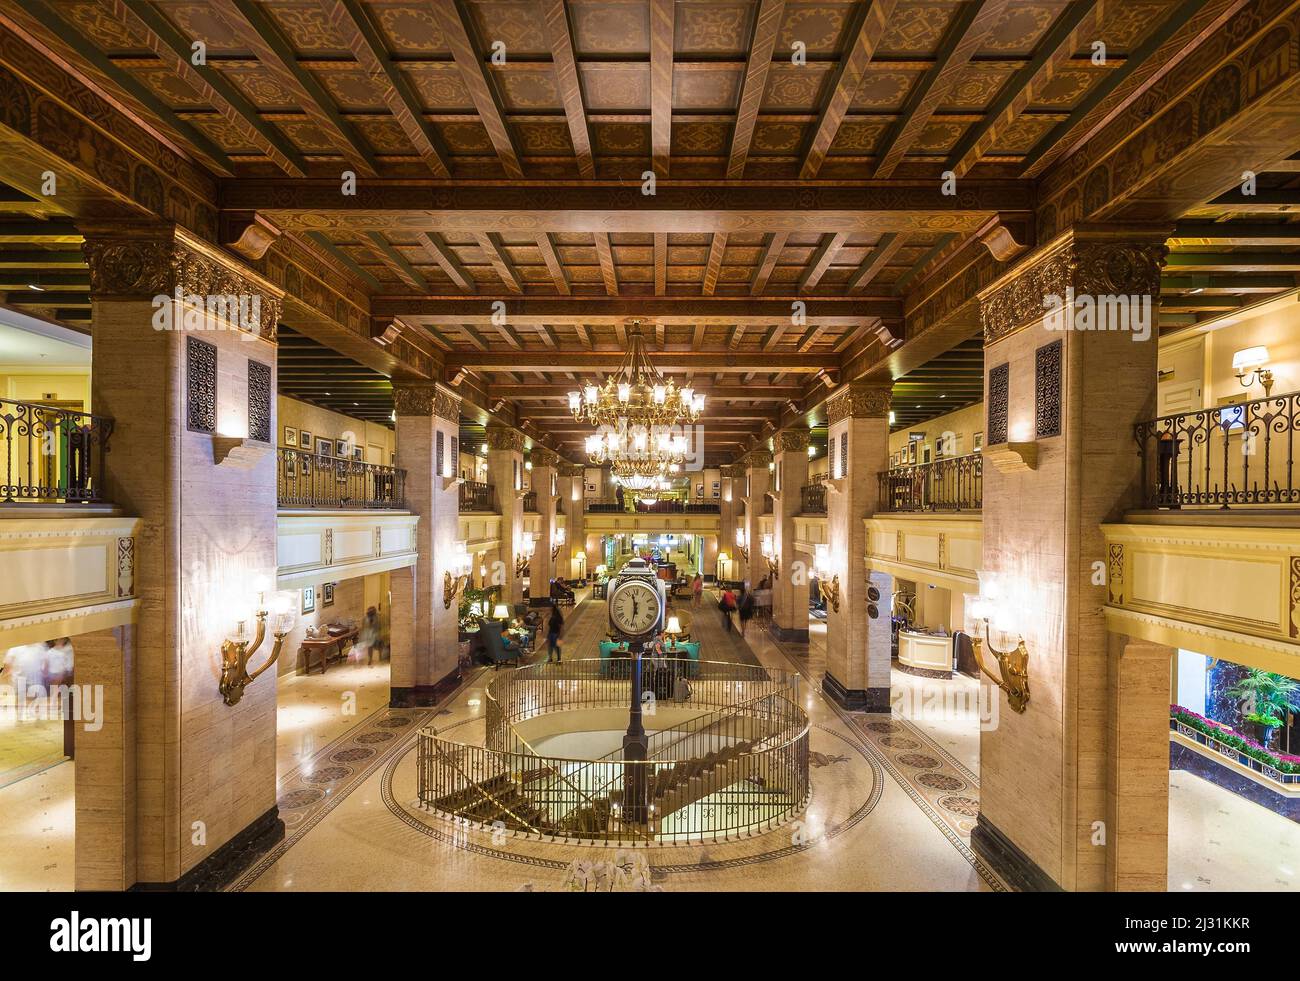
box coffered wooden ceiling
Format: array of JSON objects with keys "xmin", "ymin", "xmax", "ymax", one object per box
[{"xmin": 3, "ymin": 0, "xmax": 1300, "ymax": 461}]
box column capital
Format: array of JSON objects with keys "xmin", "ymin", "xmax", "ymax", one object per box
[
  {"xmin": 775, "ymin": 429, "xmax": 810, "ymax": 453},
  {"xmin": 392, "ymin": 383, "xmax": 460, "ymax": 421},
  {"xmin": 826, "ymin": 381, "xmax": 892, "ymax": 424},
  {"xmin": 720, "ymin": 464, "xmax": 747, "ymax": 478},
  {"xmin": 745, "ymin": 448, "xmax": 774, "ymax": 468},
  {"xmin": 557, "ymin": 461, "xmax": 585, "ymax": 477},
  {"xmin": 979, "ymin": 223, "xmax": 1170, "ymax": 344},
  {"xmin": 531, "ymin": 447, "xmax": 560, "ymax": 469},
  {"xmin": 80, "ymin": 220, "xmax": 283, "ymax": 339},
  {"xmin": 486, "ymin": 426, "xmax": 525, "ymax": 452}
]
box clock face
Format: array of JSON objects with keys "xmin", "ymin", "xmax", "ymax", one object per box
[{"xmin": 610, "ymin": 580, "xmax": 660, "ymax": 636}]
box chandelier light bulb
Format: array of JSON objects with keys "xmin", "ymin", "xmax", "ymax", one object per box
[{"xmin": 568, "ymin": 391, "xmax": 580, "ymax": 412}]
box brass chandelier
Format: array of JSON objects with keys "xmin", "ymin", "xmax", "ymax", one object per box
[
  {"xmin": 586, "ymin": 426, "xmax": 687, "ymax": 489},
  {"xmin": 567, "ymin": 322, "xmax": 705, "ymax": 429}
]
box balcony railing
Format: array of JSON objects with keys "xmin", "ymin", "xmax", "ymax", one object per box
[
  {"xmin": 1135, "ymin": 391, "xmax": 1300, "ymax": 509},
  {"xmin": 277, "ymin": 448, "xmax": 406, "ymax": 510},
  {"xmin": 878, "ymin": 453, "xmax": 983, "ymax": 513},
  {"xmin": 799, "ymin": 483, "xmax": 826, "ymax": 514},
  {"xmin": 522, "ymin": 490, "xmax": 537, "ymax": 512},
  {"xmin": 0, "ymin": 397, "xmax": 113, "ymax": 505},
  {"xmin": 458, "ymin": 479, "xmax": 496, "ymax": 512}
]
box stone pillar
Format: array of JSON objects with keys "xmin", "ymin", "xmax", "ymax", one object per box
[
  {"xmin": 529, "ymin": 449, "xmax": 558, "ymax": 603},
  {"xmin": 969, "ymin": 225, "xmax": 1168, "ymax": 892},
  {"xmin": 719, "ymin": 464, "xmax": 745, "ymax": 583},
  {"xmin": 486, "ymin": 427, "xmax": 525, "ymax": 605},
  {"xmin": 83, "ymin": 220, "xmax": 284, "ymax": 888},
  {"xmin": 772, "ymin": 429, "xmax": 810, "ymax": 642},
  {"xmin": 558, "ymin": 462, "xmax": 586, "ymax": 582},
  {"xmin": 74, "ymin": 625, "xmax": 135, "ymax": 891},
  {"xmin": 822, "ymin": 382, "xmax": 892, "ymax": 711},
  {"xmin": 392, "ymin": 383, "xmax": 461, "ymax": 704},
  {"xmin": 1107, "ymin": 634, "xmax": 1174, "ymax": 892},
  {"xmin": 741, "ymin": 449, "xmax": 772, "ymax": 590}
]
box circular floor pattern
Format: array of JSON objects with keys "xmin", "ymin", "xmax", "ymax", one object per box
[
  {"xmin": 381, "ymin": 722, "xmax": 884, "ymax": 876},
  {"xmin": 916, "ymin": 772, "xmax": 966, "ymax": 793},
  {"xmin": 863, "ymin": 721, "xmax": 903, "ymax": 734},
  {"xmin": 278, "ymin": 788, "xmax": 326, "ymax": 809},
  {"xmin": 878, "ymin": 735, "xmax": 921, "ymax": 750},
  {"xmin": 377, "ymin": 717, "xmax": 412, "ymax": 728},
  {"xmin": 330, "ymin": 747, "xmax": 377, "ymax": 764},
  {"xmin": 895, "ymin": 753, "xmax": 941, "ymax": 769},
  {"xmin": 937, "ymin": 795, "xmax": 980, "ymax": 817},
  {"xmin": 356, "ymin": 731, "xmax": 396, "ymax": 744},
  {"xmin": 303, "ymin": 765, "xmax": 353, "ymax": 784}
]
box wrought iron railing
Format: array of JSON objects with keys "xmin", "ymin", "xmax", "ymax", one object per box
[
  {"xmin": 459, "ymin": 479, "xmax": 496, "ymax": 512},
  {"xmin": 419, "ymin": 658, "xmax": 809, "ymax": 844},
  {"xmin": 277, "ymin": 447, "xmax": 406, "ymax": 509},
  {"xmin": 0, "ymin": 397, "xmax": 113, "ymax": 504},
  {"xmin": 878, "ymin": 453, "xmax": 982, "ymax": 512},
  {"xmin": 523, "ymin": 490, "xmax": 538, "ymax": 512},
  {"xmin": 634, "ymin": 500, "xmax": 720, "ymax": 514},
  {"xmin": 800, "ymin": 483, "xmax": 826, "ymax": 514},
  {"xmin": 1135, "ymin": 392, "xmax": 1300, "ymax": 509}
]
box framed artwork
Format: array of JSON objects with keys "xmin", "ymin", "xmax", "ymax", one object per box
[
  {"xmin": 908, "ymin": 442, "xmax": 917, "ymax": 464},
  {"xmin": 973, "ymin": 432, "xmax": 984, "ymax": 452},
  {"xmin": 300, "ymin": 430, "xmax": 312, "ymax": 450},
  {"xmin": 336, "ymin": 439, "xmax": 349, "ymax": 458},
  {"xmin": 316, "ymin": 437, "xmax": 332, "ymax": 457},
  {"xmin": 283, "ymin": 452, "xmax": 296, "ymax": 479},
  {"xmin": 300, "ymin": 455, "xmax": 312, "ymax": 476},
  {"xmin": 923, "ymin": 446, "xmax": 932, "ymax": 464},
  {"xmin": 301, "ymin": 585, "xmax": 316, "ymax": 614},
  {"xmin": 352, "ymin": 447, "xmax": 362, "ymax": 461},
  {"xmin": 323, "ymin": 582, "xmax": 335, "ymax": 607},
  {"xmin": 284, "ymin": 427, "xmax": 297, "ymax": 447}
]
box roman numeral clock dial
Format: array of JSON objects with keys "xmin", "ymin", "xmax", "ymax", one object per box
[{"xmin": 608, "ymin": 562, "xmax": 663, "ymax": 640}]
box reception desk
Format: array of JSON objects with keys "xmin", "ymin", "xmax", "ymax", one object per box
[{"xmin": 898, "ymin": 630, "xmax": 954, "ymax": 677}]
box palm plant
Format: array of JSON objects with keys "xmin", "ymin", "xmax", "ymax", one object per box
[{"xmin": 1227, "ymin": 669, "xmax": 1300, "ymax": 746}]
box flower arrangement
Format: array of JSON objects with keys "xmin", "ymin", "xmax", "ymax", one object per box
[{"xmin": 1171, "ymin": 704, "xmax": 1300, "ymax": 774}]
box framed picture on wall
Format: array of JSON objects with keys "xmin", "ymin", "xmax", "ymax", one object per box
[
  {"xmin": 300, "ymin": 431, "xmax": 312, "ymax": 450},
  {"xmin": 908, "ymin": 442, "xmax": 917, "ymax": 464},
  {"xmin": 284, "ymin": 427, "xmax": 297, "ymax": 447},
  {"xmin": 300, "ymin": 455, "xmax": 312, "ymax": 476},
  {"xmin": 352, "ymin": 447, "xmax": 362, "ymax": 462},
  {"xmin": 316, "ymin": 437, "xmax": 332, "ymax": 458},
  {"xmin": 973, "ymin": 432, "xmax": 984, "ymax": 452},
  {"xmin": 323, "ymin": 582, "xmax": 335, "ymax": 607},
  {"xmin": 301, "ymin": 585, "xmax": 316, "ymax": 614},
  {"xmin": 335, "ymin": 439, "xmax": 349, "ymax": 458},
  {"xmin": 283, "ymin": 452, "xmax": 296, "ymax": 479}
]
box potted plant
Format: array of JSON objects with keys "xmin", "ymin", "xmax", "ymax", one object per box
[{"xmin": 1227, "ymin": 669, "xmax": 1300, "ymax": 750}]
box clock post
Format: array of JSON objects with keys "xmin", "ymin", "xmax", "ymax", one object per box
[
  {"xmin": 621, "ymin": 639, "xmax": 649, "ymax": 824},
  {"xmin": 607, "ymin": 558, "xmax": 664, "ymax": 826}
]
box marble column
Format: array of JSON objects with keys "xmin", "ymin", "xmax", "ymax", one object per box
[
  {"xmin": 772, "ymin": 429, "xmax": 810, "ymax": 642},
  {"xmin": 486, "ymin": 427, "xmax": 525, "ymax": 606},
  {"xmin": 719, "ymin": 464, "xmax": 745, "ymax": 584},
  {"xmin": 392, "ymin": 383, "xmax": 462, "ymax": 704},
  {"xmin": 83, "ymin": 220, "xmax": 285, "ymax": 888},
  {"xmin": 558, "ymin": 462, "xmax": 586, "ymax": 583},
  {"xmin": 822, "ymin": 382, "xmax": 893, "ymax": 711},
  {"xmin": 529, "ymin": 448, "xmax": 558, "ymax": 603},
  {"xmin": 969, "ymin": 225, "xmax": 1168, "ymax": 892},
  {"xmin": 741, "ymin": 448, "xmax": 772, "ymax": 591}
]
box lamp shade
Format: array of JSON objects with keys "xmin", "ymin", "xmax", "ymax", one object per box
[
  {"xmin": 665, "ymin": 614, "xmax": 682, "ymax": 635},
  {"xmin": 492, "ymin": 603, "xmax": 509, "ymax": 619},
  {"xmin": 1233, "ymin": 346, "xmax": 1270, "ymax": 373}
]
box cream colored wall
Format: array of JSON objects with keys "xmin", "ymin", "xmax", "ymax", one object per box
[
  {"xmin": 0, "ymin": 369, "xmax": 92, "ymax": 408},
  {"xmin": 276, "ymin": 396, "xmax": 394, "ymax": 464},
  {"xmin": 1199, "ymin": 293, "xmax": 1300, "ymax": 405},
  {"xmin": 888, "ymin": 401, "xmax": 985, "ymax": 463},
  {"xmin": 277, "ymin": 571, "xmax": 389, "ymax": 676}
]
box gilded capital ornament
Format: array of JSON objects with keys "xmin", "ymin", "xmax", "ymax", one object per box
[
  {"xmin": 826, "ymin": 382, "xmax": 892, "ymax": 424},
  {"xmin": 746, "ymin": 448, "xmax": 774, "ymax": 468},
  {"xmin": 486, "ymin": 427, "xmax": 525, "ymax": 452},
  {"xmin": 531, "ymin": 448, "xmax": 560, "ymax": 469},
  {"xmin": 776, "ymin": 429, "xmax": 810, "ymax": 453},
  {"xmin": 392, "ymin": 385, "xmax": 437, "ymax": 416}
]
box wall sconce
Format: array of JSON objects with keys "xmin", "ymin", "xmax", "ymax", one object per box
[
  {"xmin": 814, "ymin": 544, "xmax": 840, "ymax": 613},
  {"xmin": 551, "ymin": 527, "xmax": 566, "ymax": 562},
  {"xmin": 220, "ymin": 589, "xmax": 295, "ymax": 707},
  {"xmin": 515, "ymin": 531, "xmax": 535, "ymax": 577},
  {"xmin": 734, "ymin": 527, "xmax": 749, "ymax": 562},
  {"xmin": 1233, "ymin": 346, "xmax": 1274, "ymax": 397},
  {"xmin": 443, "ymin": 546, "xmax": 472, "ymax": 609},
  {"xmin": 761, "ymin": 532, "xmax": 779, "ymax": 580},
  {"xmin": 968, "ymin": 584, "xmax": 1030, "ymax": 713}
]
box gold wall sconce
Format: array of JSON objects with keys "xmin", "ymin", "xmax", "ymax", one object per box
[
  {"xmin": 515, "ymin": 531, "xmax": 534, "ymax": 578},
  {"xmin": 551, "ymin": 527, "xmax": 566, "ymax": 562},
  {"xmin": 443, "ymin": 546, "xmax": 472, "ymax": 609},
  {"xmin": 220, "ymin": 590, "xmax": 295, "ymax": 707},
  {"xmin": 969, "ymin": 587, "xmax": 1029, "ymax": 712},
  {"xmin": 734, "ymin": 527, "xmax": 749, "ymax": 562},
  {"xmin": 1233, "ymin": 346, "xmax": 1274, "ymax": 397},
  {"xmin": 814, "ymin": 544, "xmax": 840, "ymax": 612},
  {"xmin": 761, "ymin": 533, "xmax": 779, "ymax": 580}
]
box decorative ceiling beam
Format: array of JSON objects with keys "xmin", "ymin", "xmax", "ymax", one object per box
[
  {"xmin": 727, "ymin": 0, "xmax": 786, "ymax": 179},
  {"xmin": 305, "ymin": 231, "xmax": 383, "ymax": 290},
  {"xmin": 594, "ymin": 233, "xmax": 619, "ymax": 295},
  {"xmin": 848, "ymin": 233, "xmax": 906, "ymax": 291},
  {"xmin": 415, "ymin": 231, "xmax": 475, "ymax": 293},
  {"xmin": 540, "ymin": 0, "xmax": 595, "ymax": 179},
  {"xmin": 536, "ymin": 233, "xmax": 571, "ymax": 295},
  {"xmin": 702, "ymin": 232, "xmax": 728, "ymax": 295},
  {"xmin": 446, "ymin": 352, "xmax": 839, "ymax": 371},
  {"xmin": 650, "ymin": 0, "xmax": 675, "ymax": 178},
  {"xmin": 1170, "ymin": 221, "xmax": 1300, "ymax": 245},
  {"xmin": 315, "ymin": 0, "xmax": 452, "ymax": 176},
  {"xmin": 429, "ymin": 0, "xmax": 524, "ymax": 179},
  {"xmin": 798, "ymin": 233, "xmax": 846, "ymax": 292},
  {"xmin": 751, "ymin": 232, "xmax": 787, "ymax": 294},
  {"xmin": 874, "ymin": 0, "xmax": 1013, "ymax": 179},
  {"xmin": 654, "ymin": 233, "xmax": 667, "ymax": 295},
  {"xmin": 207, "ymin": 0, "xmax": 379, "ymax": 176},
  {"xmin": 374, "ymin": 295, "xmax": 902, "ymax": 323},
  {"xmin": 491, "ymin": 383, "xmax": 807, "ymax": 400},
  {"xmin": 475, "ymin": 232, "xmax": 522, "ymax": 292},
  {"xmin": 799, "ymin": 0, "xmax": 899, "ymax": 178},
  {"xmin": 365, "ymin": 231, "xmax": 428, "ymax": 291}
]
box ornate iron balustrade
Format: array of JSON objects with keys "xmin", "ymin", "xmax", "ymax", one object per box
[
  {"xmin": 1135, "ymin": 391, "xmax": 1300, "ymax": 509},
  {"xmin": 418, "ymin": 658, "xmax": 809, "ymax": 844},
  {"xmin": 458, "ymin": 479, "xmax": 496, "ymax": 512},
  {"xmin": 0, "ymin": 397, "xmax": 113, "ymax": 505},
  {"xmin": 277, "ymin": 448, "xmax": 406, "ymax": 510},
  {"xmin": 799, "ymin": 483, "xmax": 826, "ymax": 514},
  {"xmin": 522, "ymin": 490, "xmax": 538, "ymax": 512},
  {"xmin": 878, "ymin": 453, "xmax": 983, "ymax": 513}
]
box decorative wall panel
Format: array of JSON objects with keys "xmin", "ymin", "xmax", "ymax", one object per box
[
  {"xmin": 186, "ymin": 335, "xmax": 216, "ymax": 434},
  {"xmin": 987, "ymin": 362, "xmax": 1009, "ymax": 445},
  {"xmin": 247, "ymin": 358, "xmax": 271, "ymax": 443},
  {"xmin": 1035, "ymin": 340, "xmax": 1062, "ymax": 439}
]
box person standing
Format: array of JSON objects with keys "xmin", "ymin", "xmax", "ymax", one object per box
[
  {"xmin": 546, "ymin": 601, "xmax": 565, "ymax": 663},
  {"xmin": 720, "ymin": 587, "xmax": 737, "ymax": 633},
  {"xmin": 691, "ymin": 573, "xmax": 703, "ymax": 608},
  {"xmin": 738, "ymin": 587, "xmax": 756, "ymax": 638},
  {"xmin": 359, "ymin": 607, "xmax": 381, "ymax": 664}
]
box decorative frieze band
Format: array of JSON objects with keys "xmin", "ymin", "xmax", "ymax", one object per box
[
  {"xmin": 558, "ymin": 462, "xmax": 585, "ymax": 478},
  {"xmin": 978, "ymin": 229, "xmax": 1168, "ymax": 344},
  {"xmin": 392, "ymin": 385, "xmax": 460, "ymax": 422},
  {"xmin": 80, "ymin": 222, "xmax": 283, "ymax": 339},
  {"xmin": 720, "ymin": 464, "xmax": 747, "ymax": 479},
  {"xmin": 486, "ymin": 427, "xmax": 525, "ymax": 452},
  {"xmin": 531, "ymin": 448, "xmax": 560, "ymax": 469},
  {"xmin": 775, "ymin": 429, "xmax": 810, "ymax": 453},
  {"xmin": 745, "ymin": 448, "xmax": 774, "ymax": 468},
  {"xmin": 825, "ymin": 382, "xmax": 892, "ymax": 424}
]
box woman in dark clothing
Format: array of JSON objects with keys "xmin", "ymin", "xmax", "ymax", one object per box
[
  {"xmin": 720, "ymin": 587, "xmax": 737, "ymax": 632},
  {"xmin": 546, "ymin": 602, "xmax": 565, "ymax": 662},
  {"xmin": 738, "ymin": 588, "xmax": 756, "ymax": 637}
]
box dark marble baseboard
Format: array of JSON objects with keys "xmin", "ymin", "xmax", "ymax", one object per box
[
  {"xmin": 769, "ymin": 623, "xmax": 809, "ymax": 643},
  {"xmin": 896, "ymin": 662, "xmax": 952, "ymax": 680},
  {"xmin": 390, "ymin": 667, "xmax": 462, "ymax": 708},
  {"xmin": 971, "ymin": 817, "xmax": 1061, "ymax": 893},
  {"xmin": 1171, "ymin": 740, "xmax": 1300, "ymax": 822},
  {"xmin": 822, "ymin": 672, "xmax": 889, "ymax": 712},
  {"xmin": 129, "ymin": 806, "xmax": 284, "ymax": 892}
]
